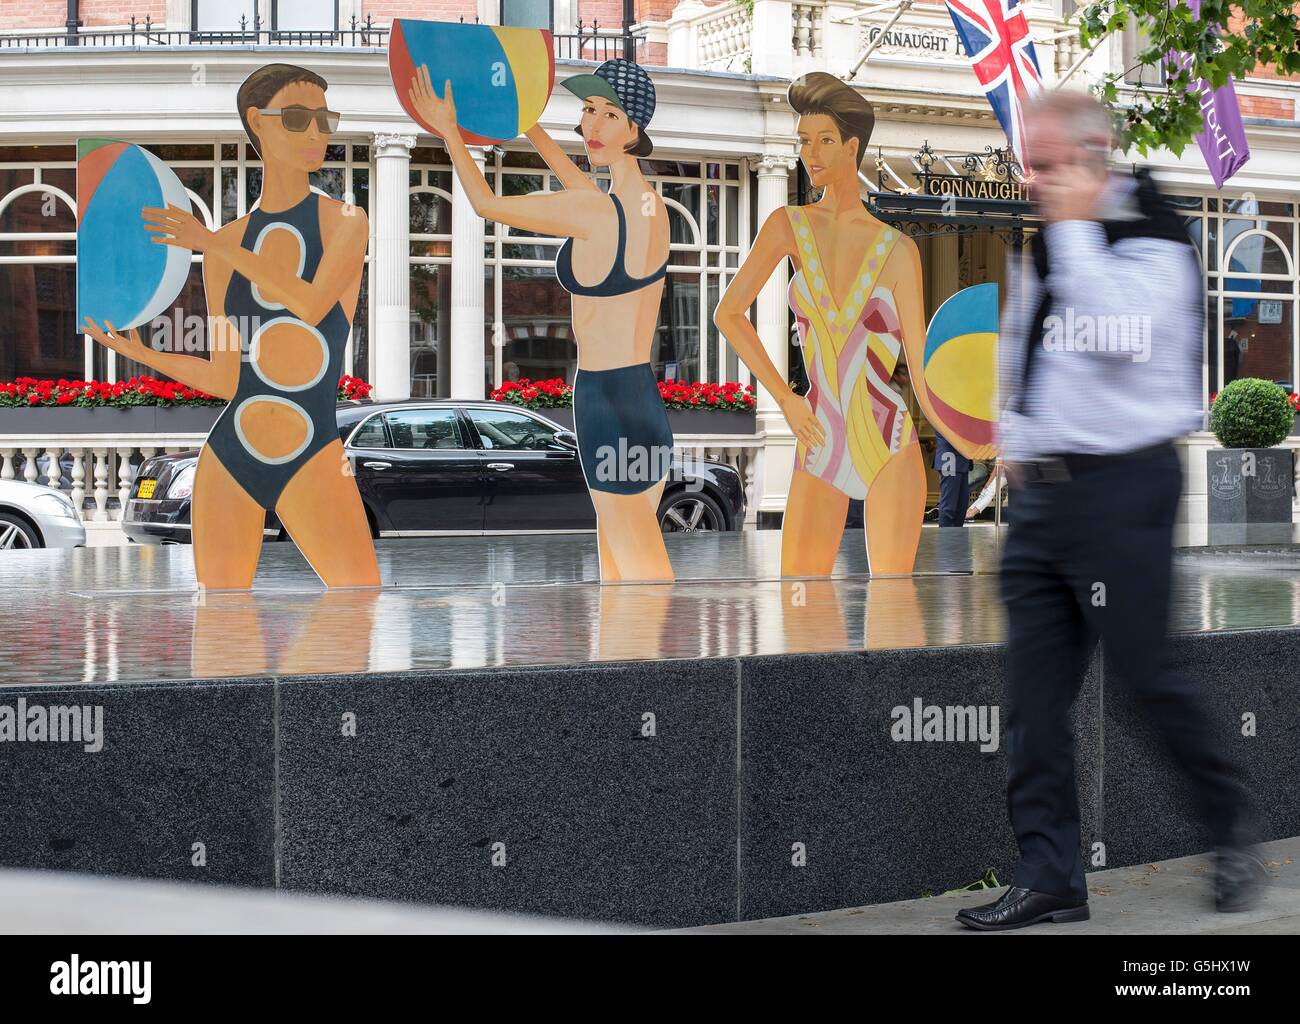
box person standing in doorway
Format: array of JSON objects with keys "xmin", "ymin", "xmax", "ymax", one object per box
[{"xmin": 932, "ymin": 431, "xmax": 971, "ymax": 527}]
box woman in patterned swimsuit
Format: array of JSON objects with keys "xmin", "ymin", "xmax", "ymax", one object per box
[
  {"xmin": 716, "ymin": 72, "xmax": 949, "ymax": 576},
  {"xmin": 84, "ymin": 64, "xmax": 378, "ymax": 589}
]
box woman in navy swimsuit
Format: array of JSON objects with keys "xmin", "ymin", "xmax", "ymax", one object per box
[
  {"xmin": 84, "ymin": 64, "xmax": 378, "ymax": 590},
  {"xmin": 408, "ymin": 59, "xmax": 675, "ymax": 582}
]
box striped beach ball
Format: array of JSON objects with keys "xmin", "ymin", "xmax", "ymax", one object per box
[
  {"xmin": 389, "ymin": 19, "xmax": 555, "ymax": 146},
  {"xmin": 923, "ymin": 282, "xmax": 1000, "ymax": 452},
  {"xmin": 77, "ymin": 139, "xmax": 192, "ymax": 331}
]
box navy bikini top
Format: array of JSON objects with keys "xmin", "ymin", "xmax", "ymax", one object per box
[{"xmin": 555, "ymin": 192, "xmax": 669, "ymax": 297}]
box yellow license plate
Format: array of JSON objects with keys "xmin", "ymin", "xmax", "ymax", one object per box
[{"xmin": 136, "ymin": 479, "xmax": 158, "ymax": 499}]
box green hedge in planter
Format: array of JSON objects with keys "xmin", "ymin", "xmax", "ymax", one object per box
[{"xmin": 1209, "ymin": 378, "xmax": 1293, "ymax": 449}]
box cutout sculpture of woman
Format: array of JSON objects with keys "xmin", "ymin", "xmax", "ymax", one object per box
[
  {"xmin": 717, "ymin": 72, "xmax": 976, "ymax": 576},
  {"xmin": 83, "ymin": 64, "xmax": 379, "ymax": 590},
  {"xmin": 406, "ymin": 59, "xmax": 675, "ymax": 583}
]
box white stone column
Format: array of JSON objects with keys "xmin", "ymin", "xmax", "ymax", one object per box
[
  {"xmin": 372, "ymin": 132, "xmax": 417, "ymax": 402},
  {"xmin": 822, "ymin": 2, "xmax": 860, "ymax": 74},
  {"xmin": 451, "ymin": 146, "xmax": 489, "ymax": 401},
  {"xmin": 666, "ymin": 0, "xmax": 707, "ymax": 67},
  {"xmin": 750, "ymin": 0, "xmax": 795, "ymax": 79},
  {"xmin": 748, "ymin": 153, "xmax": 799, "ymax": 524},
  {"xmin": 749, "ymin": 155, "xmax": 796, "ymax": 416}
]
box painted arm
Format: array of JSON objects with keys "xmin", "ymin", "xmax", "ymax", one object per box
[
  {"xmin": 524, "ymin": 122, "xmax": 599, "ymax": 193},
  {"xmin": 713, "ymin": 207, "xmax": 825, "ymax": 452},
  {"xmin": 82, "ymin": 315, "xmax": 241, "ymax": 400},
  {"xmin": 142, "ymin": 204, "xmax": 369, "ymax": 328},
  {"xmin": 886, "ymin": 236, "xmax": 996, "ymax": 462},
  {"xmin": 407, "ymin": 65, "xmax": 604, "ymax": 238},
  {"xmin": 81, "ymin": 227, "xmax": 243, "ymax": 399}
]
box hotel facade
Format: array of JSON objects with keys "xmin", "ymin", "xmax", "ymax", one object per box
[{"xmin": 0, "ymin": 0, "xmax": 1297, "ymax": 541}]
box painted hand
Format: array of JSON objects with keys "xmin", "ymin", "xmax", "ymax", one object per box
[
  {"xmin": 409, "ymin": 65, "xmax": 457, "ymax": 141},
  {"xmin": 779, "ymin": 388, "xmax": 826, "ymax": 453},
  {"xmin": 82, "ymin": 317, "xmax": 149, "ymax": 359},
  {"xmin": 143, "ymin": 204, "xmax": 215, "ymax": 252}
]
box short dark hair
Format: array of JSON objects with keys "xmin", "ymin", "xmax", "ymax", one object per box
[
  {"xmin": 237, "ymin": 63, "xmax": 328, "ymax": 157},
  {"xmin": 787, "ymin": 72, "xmax": 875, "ymax": 170},
  {"xmin": 572, "ymin": 108, "xmax": 654, "ymax": 158}
]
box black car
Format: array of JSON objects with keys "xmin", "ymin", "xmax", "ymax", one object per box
[{"xmin": 121, "ymin": 400, "xmax": 747, "ymax": 544}]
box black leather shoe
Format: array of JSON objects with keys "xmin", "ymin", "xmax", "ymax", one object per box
[
  {"xmin": 1216, "ymin": 847, "xmax": 1267, "ymax": 912},
  {"xmin": 955, "ymin": 886, "xmax": 1090, "ymax": 931}
]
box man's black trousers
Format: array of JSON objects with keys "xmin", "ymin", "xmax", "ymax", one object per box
[{"xmin": 999, "ymin": 441, "xmax": 1250, "ymax": 900}]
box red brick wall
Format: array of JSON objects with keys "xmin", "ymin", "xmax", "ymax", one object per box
[
  {"xmin": 1238, "ymin": 94, "xmax": 1297, "ymax": 120},
  {"xmin": 362, "ymin": 1, "xmax": 477, "ymax": 26},
  {"xmin": 0, "ymin": 0, "xmax": 166, "ymax": 30},
  {"xmin": 1228, "ymin": 6, "xmax": 1300, "ymax": 82}
]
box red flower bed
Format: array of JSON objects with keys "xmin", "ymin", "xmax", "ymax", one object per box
[
  {"xmin": 0, "ymin": 375, "xmax": 373, "ymax": 408},
  {"xmin": 489, "ymin": 377, "xmax": 756, "ymax": 412},
  {"xmin": 490, "ymin": 377, "xmax": 573, "ymax": 408},
  {"xmin": 658, "ymin": 380, "xmax": 756, "ymax": 412}
]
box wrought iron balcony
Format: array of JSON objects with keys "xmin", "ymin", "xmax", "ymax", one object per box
[{"xmin": 0, "ymin": 15, "xmax": 643, "ymax": 62}]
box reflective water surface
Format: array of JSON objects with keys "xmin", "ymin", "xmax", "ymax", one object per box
[{"xmin": 0, "ymin": 529, "xmax": 1296, "ymax": 687}]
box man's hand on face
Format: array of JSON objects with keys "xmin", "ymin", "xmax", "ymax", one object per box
[{"xmin": 1035, "ymin": 160, "xmax": 1109, "ymax": 224}]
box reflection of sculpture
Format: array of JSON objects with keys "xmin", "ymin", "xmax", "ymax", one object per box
[
  {"xmin": 83, "ymin": 64, "xmax": 379, "ymax": 590},
  {"xmin": 718, "ymin": 73, "xmax": 985, "ymax": 576},
  {"xmin": 192, "ymin": 589, "xmax": 380, "ymax": 678},
  {"xmin": 402, "ymin": 37, "xmax": 674, "ymax": 582}
]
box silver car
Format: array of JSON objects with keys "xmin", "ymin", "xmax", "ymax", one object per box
[{"xmin": 0, "ymin": 479, "xmax": 86, "ymax": 550}]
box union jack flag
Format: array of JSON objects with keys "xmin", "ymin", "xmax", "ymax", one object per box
[{"xmin": 944, "ymin": 0, "xmax": 1044, "ymax": 171}]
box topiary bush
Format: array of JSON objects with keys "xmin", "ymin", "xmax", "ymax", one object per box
[{"xmin": 1209, "ymin": 378, "xmax": 1294, "ymax": 449}]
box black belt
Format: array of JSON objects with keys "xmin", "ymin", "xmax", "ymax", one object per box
[{"xmin": 1009, "ymin": 441, "xmax": 1174, "ymax": 484}]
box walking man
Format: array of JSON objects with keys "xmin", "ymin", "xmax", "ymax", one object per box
[{"xmin": 957, "ymin": 91, "xmax": 1264, "ymax": 931}]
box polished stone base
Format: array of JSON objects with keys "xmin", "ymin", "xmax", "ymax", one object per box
[{"xmin": 0, "ymin": 531, "xmax": 1297, "ymax": 926}]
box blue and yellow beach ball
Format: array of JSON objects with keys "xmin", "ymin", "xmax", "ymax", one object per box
[
  {"xmin": 923, "ymin": 282, "xmax": 999, "ymax": 453},
  {"xmin": 389, "ymin": 19, "xmax": 555, "ymax": 145}
]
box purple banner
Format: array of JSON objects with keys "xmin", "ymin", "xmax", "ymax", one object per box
[{"xmin": 1166, "ymin": 0, "xmax": 1250, "ymax": 188}]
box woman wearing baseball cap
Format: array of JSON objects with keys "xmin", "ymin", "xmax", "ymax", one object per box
[{"xmin": 408, "ymin": 58, "xmax": 675, "ymax": 583}]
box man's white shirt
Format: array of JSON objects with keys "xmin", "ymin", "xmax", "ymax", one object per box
[{"xmin": 996, "ymin": 173, "xmax": 1205, "ymax": 463}]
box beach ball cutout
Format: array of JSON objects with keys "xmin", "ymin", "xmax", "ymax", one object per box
[
  {"xmin": 389, "ymin": 19, "xmax": 555, "ymax": 146},
  {"xmin": 77, "ymin": 139, "xmax": 192, "ymax": 331},
  {"xmin": 923, "ymin": 282, "xmax": 999, "ymax": 452}
]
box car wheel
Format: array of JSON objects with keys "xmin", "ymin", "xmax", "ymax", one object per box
[
  {"xmin": 0, "ymin": 512, "xmax": 40, "ymax": 550},
  {"xmin": 658, "ymin": 491, "xmax": 725, "ymax": 533}
]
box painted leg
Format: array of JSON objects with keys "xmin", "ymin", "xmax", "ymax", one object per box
[
  {"xmin": 275, "ymin": 440, "xmax": 382, "ymax": 588},
  {"xmin": 780, "ymin": 467, "xmax": 849, "ymax": 577},
  {"xmin": 590, "ymin": 479, "xmax": 673, "ymax": 582},
  {"xmin": 596, "ymin": 520, "xmax": 622, "ymax": 582},
  {"xmin": 864, "ymin": 440, "xmax": 925, "ymax": 575},
  {"xmin": 192, "ymin": 446, "xmax": 267, "ymax": 591}
]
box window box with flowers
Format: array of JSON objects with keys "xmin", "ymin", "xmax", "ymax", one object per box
[
  {"xmin": 0, "ymin": 376, "xmax": 374, "ymax": 434},
  {"xmin": 489, "ymin": 378, "xmax": 759, "ymax": 435}
]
